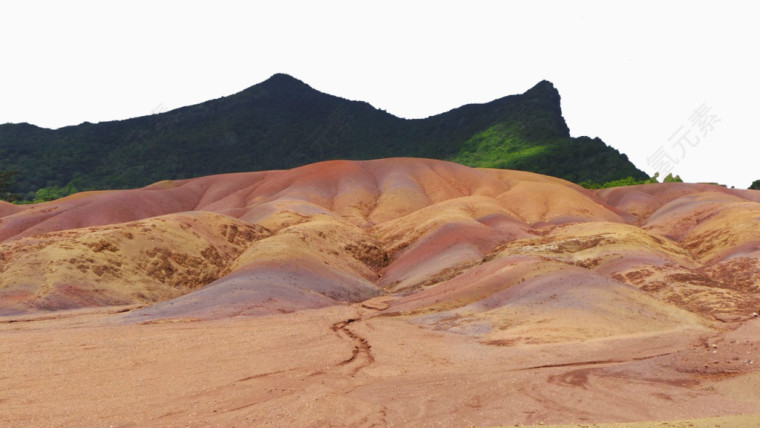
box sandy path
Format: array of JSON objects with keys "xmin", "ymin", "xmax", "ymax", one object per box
[{"xmin": 2, "ymin": 306, "xmax": 759, "ymax": 427}]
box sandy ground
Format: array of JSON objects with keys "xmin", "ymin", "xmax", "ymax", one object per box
[
  {"xmin": 526, "ymin": 413, "xmax": 760, "ymax": 427},
  {"xmin": 2, "ymin": 303, "xmax": 759, "ymax": 427}
]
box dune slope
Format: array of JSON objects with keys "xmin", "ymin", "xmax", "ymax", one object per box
[{"xmin": 2, "ymin": 158, "xmax": 759, "ymax": 325}]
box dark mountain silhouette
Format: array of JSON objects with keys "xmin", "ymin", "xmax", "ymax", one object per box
[{"xmin": 0, "ymin": 73, "xmax": 647, "ymax": 198}]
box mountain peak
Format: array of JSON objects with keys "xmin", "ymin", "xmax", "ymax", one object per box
[
  {"xmin": 258, "ymin": 73, "xmax": 311, "ymax": 90},
  {"xmin": 235, "ymin": 73, "xmax": 319, "ymax": 100},
  {"xmin": 531, "ymin": 79, "xmax": 557, "ymax": 89},
  {"xmin": 524, "ymin": 79, "xmax": 560, "ymax": 98},
  {"xmin": 263, "ymin": 72, "xmax": 301, "ymax": 83}
]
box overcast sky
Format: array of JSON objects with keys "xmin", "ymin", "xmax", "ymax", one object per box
[{"xmin": 1, "ymin": 1, "xmax": 757, "ymax": 187}]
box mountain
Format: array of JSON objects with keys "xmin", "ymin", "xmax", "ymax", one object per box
[{"xmin": 0, "ymin": 74, "xmax": 647, "ymax": 198}]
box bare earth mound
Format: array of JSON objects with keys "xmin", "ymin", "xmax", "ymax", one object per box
[{"xmin": 2, "ymin": 158, "xmax": 759, "ymax": 426}]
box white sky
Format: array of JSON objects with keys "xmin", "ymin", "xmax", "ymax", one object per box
[{"xmin": 1, "ymin": 1, "xmax": 757, "ymax": 187}]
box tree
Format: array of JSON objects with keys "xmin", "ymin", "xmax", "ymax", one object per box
[
  {"xmin": 749, "ymin": 180, "xmax": 760, "ymax": 190},
  {"xmin": 663, "ymin": 173, "xmax": 683, "ymax": 183},
  {"xmin": 0, "ymin": 170, "xmax": 20, "ymax": 202},
  {"xmin": 33, "ymin": 182, "xmax": 79, "ymax": 203}
]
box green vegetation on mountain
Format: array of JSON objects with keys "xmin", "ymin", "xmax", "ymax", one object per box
[
  {"xmin": 580, "ymin": 172, "xmax": 687, "ymax": 190},
  {"xmin": 0, "ymin": 170, "xmax": 20, "ymax": 202},
  {"xmin": 749, "ymin": 180, "xmax": 760, "ymax": 190},
  {"xmin": 581, "ymin": 176, "xmax": 653, "ymax": 189},
  {"xmin": 0, "ymin": 74, "xmax": 648, "ymax": 200}
]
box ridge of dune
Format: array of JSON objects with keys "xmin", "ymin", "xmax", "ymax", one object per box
[{"xmin": 2, "ymin": 157, "xmax": 759, "ymax": 324}]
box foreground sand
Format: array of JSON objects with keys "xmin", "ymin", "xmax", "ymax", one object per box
[
  {"xmin": 2, "ymin": 303, "xmax": 759, "ymax": 427},
  {"xmin": 532, "ymin": 413, "xmax": 760, "ymax": 428}
]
